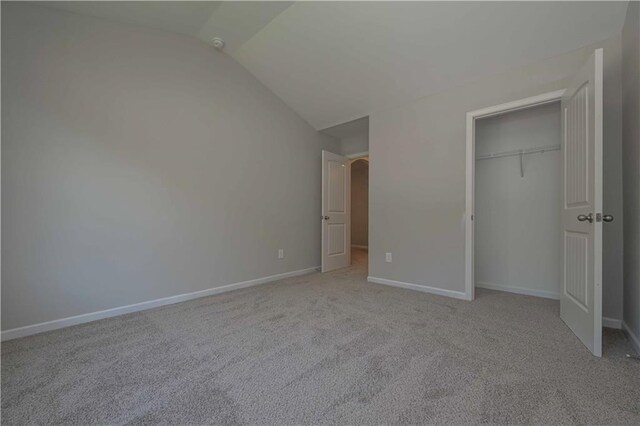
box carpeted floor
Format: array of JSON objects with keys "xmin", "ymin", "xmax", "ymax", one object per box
[{"xmin": 2, "ymin": 248, "xmax": 639, "ymax": 425}]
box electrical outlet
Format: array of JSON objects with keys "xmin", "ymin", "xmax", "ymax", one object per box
[
  {"xmin": 385, "ymin": 252, "xmax": 392, "ymax": 263},
  {"xmin": 278, "ymin": 249, "xmax": 284, "ymax": 259}
]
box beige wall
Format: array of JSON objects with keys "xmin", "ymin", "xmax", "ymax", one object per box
[
  {"xmin": 622, "ymin": 0, "xmax": 640, "ymax": 348},
  {"xmin": 1, "ymin": 3, "xmax": 338, "ymax": 331},
  {"xmin": 369, "ymin": 37, "xmax": 624, "ymax": 319},
  {"xmin": 351, "ymin": 160, "xmax": 369, "ymax": 247}
]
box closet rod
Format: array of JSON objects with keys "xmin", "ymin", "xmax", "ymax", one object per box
[{"xmin": 475, "ymin": 144, "xmax": 560, "ymax": 161}]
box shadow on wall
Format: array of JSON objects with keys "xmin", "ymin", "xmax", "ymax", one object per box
[{"xmin": 351, "ymin": 159, "xmax": 369, "ymax": 247}]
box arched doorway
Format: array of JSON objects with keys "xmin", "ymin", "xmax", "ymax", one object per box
[{"xmin": 351, "ymin": 158, "xmax": 369, "ymax": 267}]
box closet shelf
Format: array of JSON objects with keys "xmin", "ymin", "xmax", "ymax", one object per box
[{"xmin": 475, "ymin": 144, "xmax": 560, "ymax": 161}]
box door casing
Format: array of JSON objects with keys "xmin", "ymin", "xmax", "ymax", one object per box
[{"xmin": 464, "ymin": 90, "xmax": 566, "ymax": 301}]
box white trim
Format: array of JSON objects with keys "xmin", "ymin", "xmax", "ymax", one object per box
[
  {"xmin": 602, "ymin": 317, "xmax": 622, "ymax": 329},
  {"xmin": 351, "ymin": 244, "xmax": 368, "ymax": 249},
  {"xmin": 475, "ymin": 281, "xmax": 560, "ymax": 300},
  {"xmin": 467, "ymin": 90, "xmax": 566, "ymax": 120},
  {"xmin": 1, "ymin": 267, "xmax": 319, "ymax": 342},
  {"xmin": 465, "ymin": 89, "xmax": 565, "ymax": 301},
  {"xmin": 465, "ymin": 112, "xmax": 475, "ymax": 302},
  {"xmin": 622, "ymin": 321, "xmax": 640, "ymax": 354},
  {"xmin": 593, "ymin": 48, "xmax": 604, "ymax": 355},
  {"xmin": 346, "ymin": 151, "xmax": 369, "ymax": 159},
  {"xmin": 367, "ymin": 276, "xmax": 468, "ymax": 300}
]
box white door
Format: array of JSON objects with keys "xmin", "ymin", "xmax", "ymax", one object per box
[
  {"xmin": 560, "ymin": 48, "xmax": 603, "ymax": 357},
  {"xmin": 322, "ymin": 150, "xmax": 350, "ymax": 272}
]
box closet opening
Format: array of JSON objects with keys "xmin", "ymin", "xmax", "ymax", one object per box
[
  {"xmin": 474, "ymin": 101, "xmax": 561, "ymax": 300},
  {"xmin": 466, "ymin": 52, "xmax": 609, "ymax": 357}
]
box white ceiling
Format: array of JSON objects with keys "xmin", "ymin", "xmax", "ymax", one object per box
[
  {"xmin": 36, "ymin": 1, "xmax": 629, "ymax": 131},
  {"xmin": 233, "ymin": 2, "xmax": 628, "ymax": 130},
  {"xmin": 35, "ymin": 1, "xmax": 221, "ymax": 35},
  {"xmin": 34, "ymin": 1, "xmax": 293, "ymax": 52}
]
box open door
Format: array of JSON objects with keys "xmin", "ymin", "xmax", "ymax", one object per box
[
  {"xmin": 321, "ymin": 150, "xmax": 350, "ymax": 272},
  {"xmin": 560, "ymin": 48, "xmax": 603, "ymax": 357}
]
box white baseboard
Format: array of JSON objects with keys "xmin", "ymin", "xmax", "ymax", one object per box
[
  {"xmin": 351, "ymin": 245, "xmax": 368, "ymax": 249},
  {"xmin": 622, "ymin": 321, "xmax": 640, "ymax": 355},
  {"xmin": 1, "ymin": 266, "xmax": 319, "ymax": 342},
  {"xmin": 475, "ymin": 281, "xmax": 560, "ymax": 300},
  {"xmin": 367, "ymin": 276, "xmax": 468, "ymax": 300},
  {"xmin": 602, "ymin": 317, "xmax": 622, "ymax": 329}
]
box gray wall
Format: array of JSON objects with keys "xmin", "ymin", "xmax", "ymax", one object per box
[
  {"xmin": 369, "ymin": 36, "xmax": 624, "ymax": 320},
  {"xmin": 622, "ymin": 0, "xmax": 640, "ymax": 345},
  {"xmin": 341, "ymin": 133, "xmax": 369, "ymax": 157},
  {"xmin": 351, "ymin": 159, "xmax": 369, "ymax": 247},
  {"xmin": 475, "ymin": 102, "xmax": 561, "ymax": 298},
  {"xmin": 1, "ymin": 3, "xmax": 338, "ymax": 331}
]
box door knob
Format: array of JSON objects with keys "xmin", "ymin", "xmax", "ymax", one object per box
[
  {"xmin": 602, "ymin": 214, "xmax": 614, "ymax": 222},
  {"xmin": 324, "ymin": 216, "xmax": 330, "ymax": 220},
  {"xmin": 577, "ymin": 213, "xmax": 593, "ymax": 223}
]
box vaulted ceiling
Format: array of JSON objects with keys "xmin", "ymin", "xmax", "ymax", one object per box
[
  {"xmin": 35, "ymin": 1, "xmax": 294, "ymax": 52},
  {"xmin": 38, "ymin": 1, "xmax": 629, "ymax": 130}
]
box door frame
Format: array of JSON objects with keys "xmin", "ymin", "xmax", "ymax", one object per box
[
  {"xmin": 464, "ymin": 89, "xmax": 566, "ymax": 301},
  {"xmin": 346, "ymin": 151, "xmax": 369, "ymax": 159}
]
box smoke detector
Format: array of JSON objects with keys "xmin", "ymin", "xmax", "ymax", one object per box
[{"xmin": 211, "ymin": 37, "xmax": 225, "ymax": 50}]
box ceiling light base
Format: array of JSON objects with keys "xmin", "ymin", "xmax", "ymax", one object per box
[{"xmin": 211, "ymin": 37, "xmax": 225, "ymax": 50}]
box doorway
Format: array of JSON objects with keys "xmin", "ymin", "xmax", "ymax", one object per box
[
  {"xmin": 320, "ymin": 116, "xmax": 369, "ymax": 274},
  {"xmin": 350, "ymin": 158, "xmax": 369, "ymax": 268}
]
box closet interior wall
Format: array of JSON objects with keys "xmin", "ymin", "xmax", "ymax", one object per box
[{"xmin": 474, "ymin": 102, "xmax": 562, "ymax": 299}]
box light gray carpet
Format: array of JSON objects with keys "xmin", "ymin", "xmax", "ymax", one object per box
[{"xmin": 2, "ymin": 248, "xmax": 639, "ymax": 425}]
